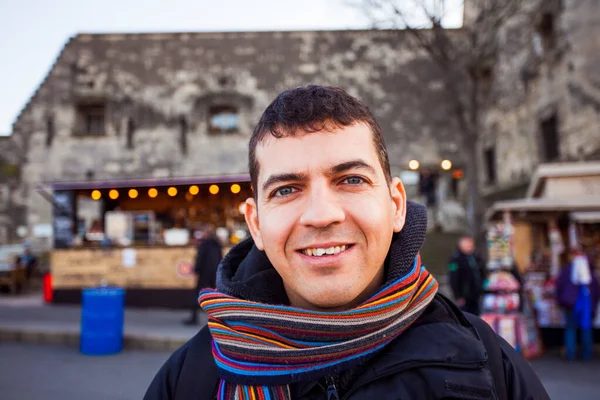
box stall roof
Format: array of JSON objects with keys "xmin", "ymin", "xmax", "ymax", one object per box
[
  {"xmin": 571, "ymin": 211, "xmax": 600, "ymax": 223},
  {"xmin": 526, "ymin": 161, "xmax": 600, "ymax": 198},
  {"xmin": 486, "ymin": 197, "xmax": 600, "ymax": 221},
  {"xmin": 36, "ymin": 174, "xmax": 251, "ymax": 191}
]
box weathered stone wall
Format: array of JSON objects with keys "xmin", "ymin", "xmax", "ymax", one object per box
[
  {"xmin": 481, "ymin": 0, "xmax": 600, "ymax": 199},
  {"xmin": 10, "ymin": 29, "xmax": 464, "ymax": 233},
  {"xmin": 0, "ymin": 136, "xmax": 26, "ymax": 243}
]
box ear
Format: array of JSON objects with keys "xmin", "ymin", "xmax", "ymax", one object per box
[
  {"xmin": 244, "ymin": 197, "xmax": 264, "ymax": 250},
  {"xmin": 390, "ymin": 177, "xmax": 407, "ymax": 233}
]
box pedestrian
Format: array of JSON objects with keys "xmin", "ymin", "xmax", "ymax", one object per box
[
  {"xmin": 555, "ymin": 250, "xmax": 599, "ymax": 360},
  {"xmin": 16, "ymin": 244, "xmax": 38, "ymax": 283},
  {"xmin": 448, "ymin": 235, "xmax": 486, "ymax": 315},
  {"xmin": 145, "ymin": 85, "xmax": 548, "ymax": 399},
  {"xmin": 182, "ymin": 224, "xmax": 222, "ymax": 326}
]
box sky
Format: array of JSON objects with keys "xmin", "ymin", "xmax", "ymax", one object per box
[{"xmin": 0, "ymin": 0, "xmax": 463, "ymax": 135}]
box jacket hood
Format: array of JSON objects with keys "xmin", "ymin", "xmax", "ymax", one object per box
[{"xmin": 215, "ymin": 200, "xmax": 429, "ymax": 305}]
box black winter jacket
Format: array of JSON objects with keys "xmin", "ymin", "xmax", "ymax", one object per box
[{"xmin": 144, "ymin": 202, "xmax": 549, "ymax": 400}]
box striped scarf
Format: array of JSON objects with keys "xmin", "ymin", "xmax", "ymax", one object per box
[{"xmin": 199, "ymin": 255, "xmax": 438, "ymax": 400}]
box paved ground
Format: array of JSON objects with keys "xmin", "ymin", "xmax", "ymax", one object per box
[
  {"xmin": 0, "ymin": 342, "xmax": 170, "ymax": 400},
  {"xmin": 1, "ymin": 342, "xmax": 599, "ymax": 400},
  {"xmin": 0, "ymin": 292, "xmax": 204, "ymax": 350},
  {"xmin": 530, "ymin": 355, "xmax": 600, "ymax": 399}
]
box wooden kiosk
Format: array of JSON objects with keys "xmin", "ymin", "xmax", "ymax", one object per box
[
  {"xmin": 43, "ymin": 175, "xmax": 251, "ymax": 308},
  {"xmin": 487, "ymin": 162, "xmax": 600, "ymax": 347}
]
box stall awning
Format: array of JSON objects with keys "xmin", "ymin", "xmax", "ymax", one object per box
[
  {"xmin": 486, "ymin": 197, "xmax": 600, "ymax": 221},
  {"xmin": 570, "ymin": 211, "xmax": 600, "ymax": 224},
  {"xmin": 526, "ymin": 161, "xmax": 600, "ymax": 198},
  {"xmin": 36, "ymin": 174, "xmax": 251, "ymax": 191}
]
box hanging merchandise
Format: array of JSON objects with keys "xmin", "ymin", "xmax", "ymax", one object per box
[
  {"xmin": 548, "ymin": 220, "xmax": 564, "ymax": 277},
  {"xmin": 487, "ymin": 220, "xmax": 513, "ymax": 271},
  {"xmin": 568, "ymin": 221, "xmax": 579, "ymax": 251},
  {"xmin": 482, "ymin": 214, "xmax": 542, "ymax": 359}
]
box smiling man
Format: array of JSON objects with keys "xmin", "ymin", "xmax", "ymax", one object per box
[{"xmin": 144, "ymin": 85, "xmax": 548, "ymax": 400}]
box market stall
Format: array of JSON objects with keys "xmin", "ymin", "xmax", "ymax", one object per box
[
  {"xmin": 487, "ymin": 162, "xmax": 600, "ymax": 349},
  {"xmin": 40, "ymin": 174, "xmax": 252, "ymax": 308}
]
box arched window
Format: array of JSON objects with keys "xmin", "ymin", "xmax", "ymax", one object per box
[{"xmin": 209, "ymin": 106, "xmax": 239, "ymax": 134}]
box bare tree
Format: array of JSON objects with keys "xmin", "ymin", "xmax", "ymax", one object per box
[{"xmin": 356, "ymin": 0, "xmax": 528, "ymax": 248}]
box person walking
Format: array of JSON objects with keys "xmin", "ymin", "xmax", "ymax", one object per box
[
  {"xmin": 448, "ymin": 235, "xmax": 486, "ymax": 315},
  {"xmin": 182, "ymin": 224, "xmax": 222, "ymax": 326},
  {"xmin": 556, "ymin": 250, "xmax": 600, "ymax": 360}
]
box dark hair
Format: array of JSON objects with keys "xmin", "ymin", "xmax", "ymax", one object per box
[{"xmin": 248, "ymin": 85, "xmax": 391, "ymax": 197}]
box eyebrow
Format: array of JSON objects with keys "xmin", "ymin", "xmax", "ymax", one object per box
[
  {"xmin": 261, "ymin": 159, "xmax": 377, "ymax": 193},
  {"xmin": 328, "ymin": 160, "xmax": 377, "ymax": 177},
  {"xmin": 262, "ymin": 172, "xmax": 308, "ymax": 193}
]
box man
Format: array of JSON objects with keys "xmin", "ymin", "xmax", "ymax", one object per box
[
  {"xmin": 448, "ymin": 235, "xmax": 486, "ymax": 315},
  {"xmin": 183, "ymin": 224, "xmax": 223, "ymax": 326},
  {"xmin": 145, "ymin": 85, "xmax": 548, "ymax": 399}
]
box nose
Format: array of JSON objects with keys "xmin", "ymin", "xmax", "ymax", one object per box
[{"xmin": 299, "ymin": 184, "xmax": 345, "ymax": 228}]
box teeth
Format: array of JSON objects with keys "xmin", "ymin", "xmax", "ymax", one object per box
[{"xmin": 302, "ymin": 245, "xmax": 349, "ymax": 257}]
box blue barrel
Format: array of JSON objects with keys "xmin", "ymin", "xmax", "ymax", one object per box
[{"xmin": 80, "ymin": 287, "xmax": 125, "ymax": 355}]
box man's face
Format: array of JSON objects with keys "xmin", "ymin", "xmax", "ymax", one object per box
[
  {"xmin": 245, "ymin": 123, "xmax": 406, "ymax": 311},
  {"xmin": 459, "ymin": 237, "xmax": 475, "ymax": 255}
]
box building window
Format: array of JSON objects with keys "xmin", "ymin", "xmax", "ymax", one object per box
[
  {"xmin": 479, "ymin": 66, "xmax": 493, "ymax": 90},
  {"xmin": 209, "ymin": 106, "xmax": 239, "ymax": 134},
  {"xmin": 484, "ymin": 146, "xmax": 497, "ymax": 185},
  {"xmin": 179, "ymin": 117, "xmax": 188, "ymax": 155},
  {"xmin": 126, "ymin": 118, "xmax": 135, "ymax": 150},
  {"xmin": 538, "ymin": 12, "xmax": 556, "ymax": 52},
  {"xmin": 76, "ymin": 104, "xmax": 106, "ymax": 136},
  {"xmin": 540, "ymin": 115, "xmax": 560, "ymax": 161},
  {"xmin": 46, "ymin": 116, "xmax": 55, "ymax": 147}
]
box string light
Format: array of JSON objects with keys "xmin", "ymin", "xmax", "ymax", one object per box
[
  {"xmin": 230, "ymin": 184, "xmax": 241, "ymax": 194},
  {"xmin": 109, "ymin": 190, "xmax": 119, "ymax": 200},
  {"xmin": 168, "ymin": 187, "xmax": 178, "ymax": 197},
  {"xmin": 91, "ymin": 190, "xmax": 101, "ymax": 200},
  {"xmin": 128, "ymin": 189, "xmax": 138, "ymax": 199},
  {"xmin": 148, "ymin": 188, "xmax": 158, "ymax": 198},
  {"xmin": 189, "ymin": 185, "xmax": 199, "ymax": 195},
  {"xmin": 209, "ymin": 185, "xmax": 219, "ymax": 195},
  {"xmin": 408, "ymin": 160, "xmax": 420, "ymax": 170}
]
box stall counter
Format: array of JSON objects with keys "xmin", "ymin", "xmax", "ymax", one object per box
[{"xmin": 50, "ymin": 246, "xmax": 198, "ymax": 308}]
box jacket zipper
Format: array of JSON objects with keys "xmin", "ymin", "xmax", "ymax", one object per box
[
  {"xmin": 325, "ymin": 375, "xmax": 340, "ymax": 400},
  {"xmin": 340, "ymin": 361, "xmax": 485, "ymax": 400}
]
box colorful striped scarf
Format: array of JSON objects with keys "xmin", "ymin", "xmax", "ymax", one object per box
[{"xmin": 199, "ymin": 255, "xmax": 438, "ymax": 400}]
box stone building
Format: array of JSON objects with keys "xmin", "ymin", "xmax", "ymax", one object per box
[
  {"xmin": 6, "ymin": 1, "xmax": 598, "ymax": 246},
  {"xmin": 480, "ymin": 0, "xmax": 600, "ymax": 204},
  {"xmin": 0, "ymin": 136, "xmax": 26, "ymax": 243},
  {"xmin": 4, "ymin": 29, "xmax": 467, "ymax": 244}
]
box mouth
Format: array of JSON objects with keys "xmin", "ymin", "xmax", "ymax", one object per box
[{"xmin": 298, "ymin": 244, "xmax": 354, "ymax": 257}]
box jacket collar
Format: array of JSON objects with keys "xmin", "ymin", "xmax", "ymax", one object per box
[{"xmin": 292, "ymin": 295, "xmax": 486, "ymax": 398}]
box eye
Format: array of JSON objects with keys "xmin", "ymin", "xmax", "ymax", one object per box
[
  {"xmin": 272, "ymin": 186, "xmax": 297, "ymax": 198},
  {"xmin": 344, "ymin": 176, "xmax": 365, "ymax": 185}
]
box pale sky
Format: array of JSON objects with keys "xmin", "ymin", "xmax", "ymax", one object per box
[{"xmin": 0, "ymin": 0, "xmax": 463, "ymax": 135}]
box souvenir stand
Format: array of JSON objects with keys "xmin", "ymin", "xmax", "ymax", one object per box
[
  {"xmin": 40, "ymin": 174, "xmax": 252, "ymax": 308},
  {"xmin": 486, "ymin": 162, "xmax": 600, "ymax": 348},
  {"xmin": 481, "ymin": 213, "xmax": 543, "ymax": 359}
]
